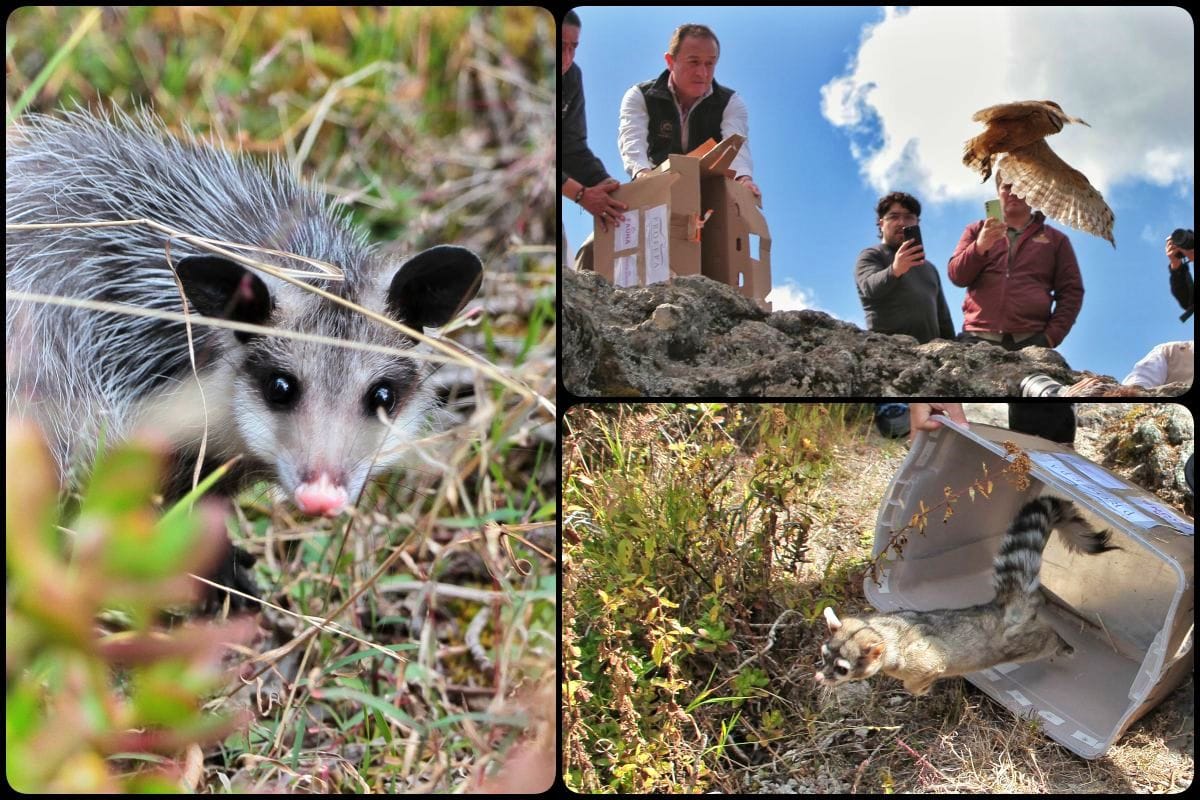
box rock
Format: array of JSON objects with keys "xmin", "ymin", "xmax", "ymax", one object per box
[{"xmin": 563, "ymin": 271, "xmax": 1189, "ymax": 397}]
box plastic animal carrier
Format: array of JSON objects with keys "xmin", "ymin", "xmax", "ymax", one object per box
[{"xmin": 867, "ymin": 418, "xmax": 1193, "ymax": 759}]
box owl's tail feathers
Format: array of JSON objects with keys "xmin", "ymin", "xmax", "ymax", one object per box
[{"xmin": 962, "ymin": 136, "xmax": 993, "ymax": 182}]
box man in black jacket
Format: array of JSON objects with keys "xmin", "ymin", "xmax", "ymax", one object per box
[
  {"xmin": 561, "ymin": 10, "xmax": 625, "ymax": 268},
  {"xmin": 618, "ymin": 23, "xmax": 759, "ymax": 199},
  {"xmin": 854, "ymin": 191, "xmax": 955, "ymax": 344}
]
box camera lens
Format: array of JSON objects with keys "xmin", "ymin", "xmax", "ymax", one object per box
[
  {"xmin": 1170, "ymin": 228, "xmax": 1195, "ymax": 251},
  {"xmin": 1019, "ymin": 374, "xmax": 1064, "ymax": 398}
]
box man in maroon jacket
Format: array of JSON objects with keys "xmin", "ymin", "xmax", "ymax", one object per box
[{"xmin": 947, "ymin": 177, "xmax": 1084, "ymax": 350}]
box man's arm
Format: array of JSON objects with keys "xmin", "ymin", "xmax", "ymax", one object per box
[
  {"xmin": 722, "ymin": 92, "xmax": 754, "ymax": 180},
  {"xmin": 854, "ymin": 247, "xmax": 898, "ymax": 301},
  {"xmin": 946, "ymin": 222, "xmax": 988, "ymax": 287},
  {"xmin": 1169, "ymin": 263, "xmax": 1194, "ymax": 313},
  {"xmin": 561, "ymin": 65, "xmax": 610, "ymax": 189},
  {"xmin": 1043, "ymin": 237, "xmax": 1084, "ymax": 347},
  {"xmin": 618, "ymin": 86, "xmax": 653, "ymax": 179}
]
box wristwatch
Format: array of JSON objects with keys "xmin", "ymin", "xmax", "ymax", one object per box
[{"xmin": 574, "ymin": 186, "xmax": 585, "ymax": 204}]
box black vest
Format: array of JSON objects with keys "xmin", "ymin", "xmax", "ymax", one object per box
[{"xmin": 637, "ymin": 70, "xmax": 735, "ymax": 168}]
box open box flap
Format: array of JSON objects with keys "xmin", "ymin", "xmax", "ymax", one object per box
[{"xmin": 697, "ymin": 133, "xmax": 744, "ymax": 177}]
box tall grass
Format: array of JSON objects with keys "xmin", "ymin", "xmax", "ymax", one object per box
[{"xmin": 562, "ymin": 403, "xmax": 872, "ymax": 792}]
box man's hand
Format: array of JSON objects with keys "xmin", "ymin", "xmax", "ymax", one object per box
[
  {"xmin": 976, "ymin": 217, "xmax": 1007, "ymax": 252},
  {"xmin": 736, "ymin": 174, "xmax": 761, "ymax": 199},
  {"xmin": 581, "ymin": 178, "xmax": 627, "ymax": 232},
  {"xmin": 891, "ymin": 237, "xmax": 925, "ymax": 278},
  {"xmin": 908, "ymin": 403, "xmax": 968, "ymax": 443},
  {"xmin": 1166, "ymin": 235, "xmax": 1194, "ymax": 270}
]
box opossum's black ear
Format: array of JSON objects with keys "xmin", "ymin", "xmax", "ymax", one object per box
[
  {"xmin": 386, "ymin": 245, "xmax": 483, "ymax": 329},
  {"xmin": 175, "ymin": 256, "xmax": 274, "ymax": 343}
]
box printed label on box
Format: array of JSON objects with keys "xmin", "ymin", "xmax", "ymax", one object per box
[
  {"xmin": 615, "ymin": 210, "xmax": 639, "ymax": 253},
  {"xmin": 1057, "ymin": 452, "xmax": 1126, "ymax": 490},
  {"xmin": 644, "ymin": 204, "xmax": 669, "ymax": 284},
  {"xmin": 1030, "ymin": 452, "xmax": 1159, "ymax": 528},
  {"xmin": 613, "ymin": 254, "xmax": 638, "ymax": 288}
]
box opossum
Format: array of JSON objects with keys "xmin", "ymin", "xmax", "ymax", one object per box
[{"xmin": 6, "ymin": 107, "xmax": 482, "ymax": 594}]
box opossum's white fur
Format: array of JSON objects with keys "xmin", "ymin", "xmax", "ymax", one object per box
[{"xmin": 6, "ymin": 105, "xmax": 478, "ymax": 510}]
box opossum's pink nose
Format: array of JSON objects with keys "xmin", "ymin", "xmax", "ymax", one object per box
[{"xmin": 295, "ymin": 473, "xmax": 350, "ymax": 517}]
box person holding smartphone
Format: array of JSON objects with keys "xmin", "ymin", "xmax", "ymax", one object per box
[
  {"xmin": 853, "ymin": 191, "xmax": 956, "ymax": 343},
  {"xmin": 947, "ymin": 174, "xmax": 1084, "ymax": 350}
]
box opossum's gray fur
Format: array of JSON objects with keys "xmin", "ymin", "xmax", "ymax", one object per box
[{"xmin": 7, "ymin": 105, "xmax": 481, "ymax": 512}]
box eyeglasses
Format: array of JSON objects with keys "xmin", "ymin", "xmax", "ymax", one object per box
[{"xmin": 882, "ymin": 213, "xmax": 918, "ymax": 223}]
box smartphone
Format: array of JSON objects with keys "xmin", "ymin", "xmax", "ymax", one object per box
[
  {"xmin": 984, "ymin": 199, "xmax": 1003, "ymax": 221},
  {"xmin": 902, "ymin": 224, "xmax": 923, "ymax": 248}
]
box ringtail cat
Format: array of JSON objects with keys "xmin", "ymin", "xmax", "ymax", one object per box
[{"xmin": 814, "ymin": 496, "xmax": 1118, "ymax": 695}]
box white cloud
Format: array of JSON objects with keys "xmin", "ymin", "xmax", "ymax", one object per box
[
  {"xmin": 821, "ymin": 7, "xmax": 1195, "ymax": 202},
  {"xmin": 766, "ymin": 282, "xmax": 831, "ymax": 315}
]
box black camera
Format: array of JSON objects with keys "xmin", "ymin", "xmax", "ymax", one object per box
[{"xmin": 1170, "ymin": 228, "xmax": 1195, "ymax": 254}]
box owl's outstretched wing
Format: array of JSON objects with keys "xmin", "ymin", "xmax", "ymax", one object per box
[
  {"xmin": 997, "ymin": 139, "xmax": 1115, "ymax": 247},
  {"xmin": 963, "ymin": 100, "xmax": 1088, "ymax": 182}
]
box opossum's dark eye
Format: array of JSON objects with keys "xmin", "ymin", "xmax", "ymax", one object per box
[
  {"xmin": 264, "ymin": 373, "xmax": 300, "ymax": 409},
  {"xmin": 834, "ymin": 664, "xmax": 849, "ymax": 676},
  {"xmin": 366, "ymin": 381, "xmax": 396, "ymax": 416}
]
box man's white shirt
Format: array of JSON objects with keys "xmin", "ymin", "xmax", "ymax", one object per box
[{"xmin": 617, "ymin": 80, "xmax": 753, "ymax": 181}]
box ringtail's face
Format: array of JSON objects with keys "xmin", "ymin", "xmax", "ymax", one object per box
[
  {"xmin": 813, "ymin": 606, "xmax": 888, "ymax": 688},
  {"xmin": 175, "ymin": 245, "xmax": 482, "ymax": 517}
]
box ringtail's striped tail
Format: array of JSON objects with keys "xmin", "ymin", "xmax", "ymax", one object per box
[{"xmin": 992, "ymin": 496, "xmax": 1118, "ymax": 607}]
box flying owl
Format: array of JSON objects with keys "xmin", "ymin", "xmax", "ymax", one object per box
[{"xmin": 963, "ymin": 100, "xmax": 1115, "ymax": 247}]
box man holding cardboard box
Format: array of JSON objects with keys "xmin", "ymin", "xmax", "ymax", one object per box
[{"xmin": 618, "ymin": 23, "xmax": 760, "ymax": 199}]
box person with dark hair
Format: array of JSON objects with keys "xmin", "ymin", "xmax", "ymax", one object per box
[
  {"xmin": 947, "ymin": 174, "xmax": 1084, "ymax": 350},
  {"xmin": 618, "ymin": 23, "xmax": 758, "ymax": 198},
  {"xmin": 854, "ymin": 191, "xmax": 956, "ymax": 344},
  {"xmin": 1165, "ymin": 233, "xmax": 1194, "ymax": 318},
  {"xmin": 561, "ymin": 8, "xmax": 625, "ymax": 268}
]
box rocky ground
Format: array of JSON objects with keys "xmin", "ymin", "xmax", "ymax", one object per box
[{"xmin": 562, "ymin": 270, "xmax": 1191, "ymax": 397}]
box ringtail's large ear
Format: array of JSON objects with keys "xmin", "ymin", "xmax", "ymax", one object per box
[
  {"xmin": 823, "ymin": 606, "xmax": 842, "ymax": 633},
  {"xmin": 174, "ymin": 255, "xmax": 273, "ymax": 343},
  {"xmin": 386, "ymin": 245, "xmax": 483, "ymax": 330}
]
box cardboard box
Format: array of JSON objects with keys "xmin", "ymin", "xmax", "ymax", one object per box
[
  {"xmin": 867, "ymin": 419, "xmax": 1193, "ymax": 759},
  {"xmin": 593, "ymin": 135, "xmax": 772, "ymax": 309}
]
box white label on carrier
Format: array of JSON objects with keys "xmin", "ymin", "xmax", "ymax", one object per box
[
  {"xmin": 1130, "ymin": 496, "xmax": 1194, "ymax": 536},
  {"xmin": 643, "ymin": 204, "xmax": 669, "ymax": 285},
  {"xmin": 1037, "ymin": 710, "xmax": 1065, "ymax": 726},
  {"xmin": 1071, "ymin": 730, "xmax": 1102, "ymax": 748},
  {"xmin": 613, "ymin": 254, "xmax": 639, "ymax": 288},
  {"xmin": 1005, "ymin": 689, "xmax": 1031, "ymax": 706},
  {"xmin": 1055, "ymin": 452, "xmax": 1126, "ymax": 490},
  {"xmin": 614, "ymin": 209, "xmax": 639, "ymax": 253},
  {"xmin": 1029, "ymin": 452, "xmax": 1158, "ymax": 528}
]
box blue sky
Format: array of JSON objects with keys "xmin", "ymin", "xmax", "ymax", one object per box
[{"xmin": 562, "ymin": 6, "xmax": 1195, "ymax": 384}]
